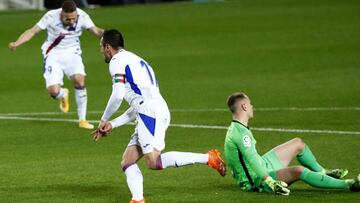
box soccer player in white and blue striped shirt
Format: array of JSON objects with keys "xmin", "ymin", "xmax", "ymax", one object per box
[{"xmin": 92, "ymin": 29, "xmax": 226, "ymax": 203}]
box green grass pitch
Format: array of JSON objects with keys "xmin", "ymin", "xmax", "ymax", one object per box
[{"xmin": 0, "ymin": 0, "xmax": 359, "ymax": 202}]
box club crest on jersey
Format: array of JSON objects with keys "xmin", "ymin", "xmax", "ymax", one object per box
[
  {"xmin": 243, "ymin": 135, "xmax": 251, "ymax": 147},
  {"xmin": 112, "ymin": 73, "xmax": 125, "ymax": 84}
]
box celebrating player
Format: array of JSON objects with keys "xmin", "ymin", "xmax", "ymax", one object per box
[
  {"xmin": 224, "ymin": 92, "xmax": 360, "ymax": 195},
  {"xmin": 92, "ymin": 29, "xmax": 226, "ymax": 203},
  {"xmin": 8, "ymin": 0, "xmax": 103, "ymax": 129}
]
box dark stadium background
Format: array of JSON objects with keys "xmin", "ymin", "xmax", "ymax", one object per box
[{"xmin": 45, "ymin": 0, "xmax": 188, "ymax": 8}]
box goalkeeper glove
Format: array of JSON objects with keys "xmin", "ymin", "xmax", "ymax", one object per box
[{"xmin": 264, "ymin": 176, "xmax": 290, "ymax": 196}]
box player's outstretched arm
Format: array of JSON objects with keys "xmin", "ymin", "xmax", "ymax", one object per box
[
  {"xmin": 93, "ymin": 102, "xmax": 135, "ymax": 142},
  {"xmin": 100, "ymin": 83, "xmax": 126, "ymax": 122},
  {"xmin": 88, "ymin": 26, "xmax": 104, "ymax": 38},
  {"xmin": 94, "ymin": 82, "xmax": 125, "ymax": 142},
  {"xmin": 110, "ymin": 107, "xmax": 137, "ymax": 129},
  {"xmin": 8, "ymin": 25, "xmax": 42, "ymax": 51}
]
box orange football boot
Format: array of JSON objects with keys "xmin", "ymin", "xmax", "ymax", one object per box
[
  {"xmin": 207, "ymin": 149, "xmax": 226, "ymax": 177},
  {"xmin": 129, "ymin": 199, "xmax": 146, "ymax": 203}
]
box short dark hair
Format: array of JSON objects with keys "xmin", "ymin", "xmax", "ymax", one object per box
[
  {"xmin": 227, "ymin": 92, "xmax": 247, "ymax": 114},
  {"xmin": 62, "ymin": 0, "xmax": 77, "ymax": 13},
  {"xmin": 102, "ymin": 29, "xmax": 124, "ymax": 49}
]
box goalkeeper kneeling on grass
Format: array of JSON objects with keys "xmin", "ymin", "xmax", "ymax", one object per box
[{"xmin": 224, "ymin": 92, "xmax": 360, "ymax": 195}]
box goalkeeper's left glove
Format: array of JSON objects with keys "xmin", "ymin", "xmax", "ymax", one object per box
[{"xmin": 264, "ymin": 176, "xmax": 290, "ymax": 196}]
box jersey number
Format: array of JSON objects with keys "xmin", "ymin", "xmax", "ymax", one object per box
[{"xmin": 140, "ymin": 60, "xmax": 156, "ymax": 85}]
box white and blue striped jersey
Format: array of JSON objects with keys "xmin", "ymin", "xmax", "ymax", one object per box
[
  {"xmin": 36, "ymin": 8, "xmax": 95, "ymax": 56},
  {"xmin": 109, "ymin": 50, "xmax": 164, "ymax": 109}
]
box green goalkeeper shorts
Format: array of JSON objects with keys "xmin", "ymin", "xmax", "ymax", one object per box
[{"xmin": 258, "ymin": 149, "xmax": 284, "ymax": 193}]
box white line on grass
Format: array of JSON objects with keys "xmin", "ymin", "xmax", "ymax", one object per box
[
  {"xmin": 0, "ymin": 107, "xmax": 359, "ymax": 116},
  {"xmin": 171, "ymin": 107, "xmax": 360, "ymax": 112},
  {"xmin": 1, "ymin": 115, "xmax": 359, "ymax": 136},
  {"xmin": 255, "ymin": 107, "xmax": 360, "ymax": 111},
  {"xmin": 170, "ymin": 124, "xmax": 360, "ymax": 135}
]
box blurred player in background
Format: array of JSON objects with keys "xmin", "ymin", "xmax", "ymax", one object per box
[
  {"xmin": 92, "ymin": 29, "xmax": 226, "ymax": 203},
  {"xmin": 224, "ymin": 92, "xmax": 360, "ymax": 195},
  {"xmin": 8, "ymin": 0, "xmax": 103, "ymax": 129}
]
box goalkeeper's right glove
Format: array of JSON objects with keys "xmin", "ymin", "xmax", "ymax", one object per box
[{"xmin": 264, "ymin": 176, "xmax": 290, "ymax": 196}]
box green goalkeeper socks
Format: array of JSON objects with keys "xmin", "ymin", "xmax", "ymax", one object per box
[
  {"xmin": 300, "ymin": 168, "xmax": 350, "ymax": 189},
  {"xmin": 297, "ymin": 145, "xmax": 325, "ymax": 173}
]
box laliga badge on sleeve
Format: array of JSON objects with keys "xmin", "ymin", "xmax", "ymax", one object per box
[{"xmin": 243, "ymin": 135, "xmax": 251, "ymax": 147}]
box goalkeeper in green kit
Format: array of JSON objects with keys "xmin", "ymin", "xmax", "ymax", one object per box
[{"xmin": 224, "ymin": 92, "xmax": 360, "ymax": 195}]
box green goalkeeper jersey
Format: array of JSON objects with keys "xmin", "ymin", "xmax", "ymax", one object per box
[{"xmin": 224, "ymin": 120, "xmax": 270, "ymax": 191}]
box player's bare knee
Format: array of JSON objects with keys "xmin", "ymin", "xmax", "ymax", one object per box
[
  {"xmin": 145, "ymin": 156, "xmax": 157, "ymax": 170},
  {"xmin": 120, "ymin": 160, "xmax": 126, "ymax": 169},
  {"xmin": 120, "ymin": 155, "xmax": 133, "ymax": 168},
  {"xmin": 120, "ymin": 159, "xmax": 135, "ymax": 171},
  {"xmin": 120, "ymin": 160, "xmax": 127, "ymax": 169},
  {"xmin": 292, "ymin": 166, "xmax": 305, "ymax": 178},
  {"xmin": 74, "ymin": 84, "xmax": 86, "ymax": 90},
  {"xmin": 144, "ymin": 150, "xmax": 162, "ymax": 170},
  {"xmin": 292, "ymin": 137, "xmax": 303, "ymax": 144},
  {"xmin": 47, "ymin": 88, "xmax": 59, "ymax": 98},
  {"xmin": 73, "ymin": 80, "xmax": 85, "ymax": 89},
  {"xmin": 49, "ymin": 92, "xmax": 58, "ymax": 98},
  {"xmin": 293, "ymin": 137, "xmax": 305, "ymax": 152},
  {"xmin": 72, "ymin": 75, "xmax": 85, "ymax": 87}
]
